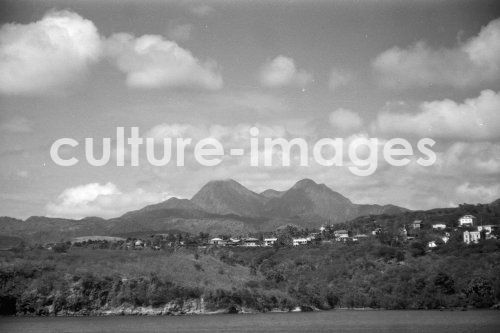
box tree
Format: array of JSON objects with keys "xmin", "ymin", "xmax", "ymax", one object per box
[{"xmin": 465, "ymin": 276, "xmax": 494, "ymax": 308}]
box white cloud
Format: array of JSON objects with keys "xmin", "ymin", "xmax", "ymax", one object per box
[
  {"xmin": 0, "ymin": 10, "xmax": 101, "ymax": 95},
  {"xmin": 168, "ymin": 24, "xmax": 193, "ymax": 42},
  {"xmin": 329, "ymin": 108, "xmax": 363, "ymax": 133},
  {"xmin": 372, "ymin": 18, "xmax": 500, "ymax": 88},
  {"xmin": 0, "ymin": 117, "xmax": 33, "ymax": 133},
  {"xmin": 259, "ymin": 56, "xmax": 313, "ymax": 88},
  {"xmin": 46, "ymin": 182, "xmax": 168, "ymax": 219},
  {"xmin": 328, "ymin": 69, "xmax": 351, "ymax": 91},
  {"xmin": 456, "ymin": 182, "xmax": 500, "ymax": 204},
  {"xmin": 105, "ymin": 33, "xmax": 223, "ymax": 90},
  {"xmin": 373, "ymin": 89, "xmax": 500, "ymax": 140}
]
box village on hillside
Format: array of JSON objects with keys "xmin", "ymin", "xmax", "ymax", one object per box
[{"xmin": 37, "ymin": 214, "xmax": 499, "ymax": 253}]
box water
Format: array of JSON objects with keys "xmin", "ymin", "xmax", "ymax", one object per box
[{"xmin": 1, "ymin": 310, "xmax": 499, "ymax": 333}]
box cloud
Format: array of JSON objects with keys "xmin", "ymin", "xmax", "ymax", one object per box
[
  {"xmin": 329, "ymin": 108, "xmax": 363, "ymax": 133},
  {"xmin": 0, "ymin": 10, "xmax": 101, "ymax": 95},
  {"xmin": 46, "ymin": 182, "xmax": 168, "ymax": 219},
  {"xmin": 167, "ymin": 23, "xmax": 193, "ymax": 42},
  {"xmin": 0, "ymin": 117, "xmax": 33, "ymax": 133},
  {"xmin": 259, "ymin": 56, "xmax": 313, "ymax": 88},
  {"xmin": 456, "ymin": 182, "xmax": 500, "ymax": 204},
  {"xmin": 105, "ymin": 33, "xmax": 223, "ymax": 90},
  {"xmin": 442, "ymin": 142, "xmax": 500, "ymax": 175},
  {"xmin": 328, "ymin": 69, "xmax": 351, "ymax": 91},
  {"xmin": 373, "ymin": 89, "xmax": 500, "ymax": 140},
  {"xmin": 372, "ymin": 18, "xmax": 500, "ymax": 88}
]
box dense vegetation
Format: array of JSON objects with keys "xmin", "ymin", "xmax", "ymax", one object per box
[{"xmin": 1, "ymin": 236, "xmax": 499, "ymax": 315}]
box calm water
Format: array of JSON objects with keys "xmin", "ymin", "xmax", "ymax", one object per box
[{"xmin": 1, "ymin": 310, "xmax": 499, "ymax": 333}]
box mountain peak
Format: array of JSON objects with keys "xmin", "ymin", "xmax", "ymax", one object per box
[
  {"xmin": 293, "ymin": 178, "xmax": 319, "ymax": 189},
  {"xmin": 191, "ymin": 179, "xmax": 266, "ymax": 216}
]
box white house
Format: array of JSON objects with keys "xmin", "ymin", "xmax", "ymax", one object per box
[
  {"xmin": 333, "ymin": 230, "xmax": 349, "ymax": 241},
  {"xmin": 463, "ymin": 230, "xmax": 481, "ymax": 244},
  {"xmin": 411, "ymin": 220, "xmax": 423, "ymax": 229},
  {"xmin": 477, "ymin": 225, "xmax": 496, "ymax": 234},
  {"xmin": 459, "ymin": 215, "xmax": 476, "ymax": 227},
  {"xmin": 263, "ymin": 238, "xmax": 277, "ymax": 247},
  {"xmin": 292, "ymin": 238, "xmax": 309, "ymax": 246},
  {"xmin": 428, "ymin": 241, "xmax": 438, "ymax": 248},
  {"xmin": 352, "ymin": 234, "xmax": 369, "ymax": 241},
  {"xmin": 243, "ymin": 237, "xmax": 260, "ymax": 247},
  {"xmin": 432, "ymin": 223, "xmax": 447, "ymax": 230},
  {"xmin": 209, "ymin": 238, "xmax": 226, "ymax": 246}
]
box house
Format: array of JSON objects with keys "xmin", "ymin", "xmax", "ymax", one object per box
[
  {"xmin": 263, "ymin": 237, "xmax": 277, "ymax": 247},
  {"xmin": 428, "ymin": 241, "xmax": 437, "ymax": 248},
  {"xmin": 209, "ymin": 237, "xmax": 226, "ymax": 246},
  {"xmin": 242, "ymin": 237, "xmax": 260, "ymax": 247},
  {"xmin": 226, "ymin": 238, "xmax": 242, "ymax": 246},
  {"xmin": 352, "ymin": 234, "xmax": 369, "ymax": 241},
  {"xmin": 477, "ymin": 225, "xmax": 496, "ymax": 235},
  {"xmin": 319, "ymin": 226, "xmax": 326, "ymax": 233},
  {"xmin": 334, "ymin": 230, "xmax": 349, "ymax": 241},
  {"xmin": 411, "ymin": 220, "xmax": 423, "ymax": 229},
  {"xmin": 371, "ymin": 228, "xmax": 382, "ymax": 236},
  {"xmin": 432, "ymin": 223, "xmax": 447, "ymax": 230},
  {"xmin": 458, "ymin": 215, "xmax": 476, "ymax": 227},
  {"xmin": 463, "ymin": 230, "xmax": 481, "ymax": 244},
  {"xmin": 134, "ymin": 240, "xmax": 144, "ymax": 247},
  {"xmin": 292, "ymin": 238, "xmax": 309, "ymax": 246}
]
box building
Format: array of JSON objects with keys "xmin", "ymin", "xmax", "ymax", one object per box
[
  {"xmin": 226, "ymin": 238, "xmax": 242, "ymax": 246},
  {"xmin": 242, "ymin": 237, "xmax": 260, "ymax": 247},
  {"xmin": 458, "ymin": 215, "xmax": 476, "ymax": 227},
  {"xmin": 463, "ymin": 230, "xmax": 481, "ymax": 244},
  {"xmin": 334, "ymin": 230, "xmax": 349, "ymax": 237},
  {"xmin": 209, "ymin": 238, "xmax": 226, "ymax": 246},
  {"xmin": 263, "ymin": 238, "xmax": 277, "ymax": 247},
  {"xmin": 432, "ymin": 223, "xmax": 447, "ymax": 230},
  {"xmin": 412, "ymin": 220, "xmax": 423, "ymax": 229},
  {"xmin": 292, "ymin": 238, "xmax": 309, "ymax": 246},
  {"xmin": 428, "ymin": 241, "xmax": 437, "ymax": 248},
  {"xmin": 352, "ymin": 234, "xmax": 369, "ymax": 241},
  {"xmin": 477, "ymin": 225, "xmax": 496, "ymax": 234}
]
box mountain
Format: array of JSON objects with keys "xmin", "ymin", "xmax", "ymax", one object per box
[
  {"xmin": 260, "ymin": 189, "xmax": 284, "ymax": 199},
  {"xmin": 264, "ymin": 179, "xmax": 356, "ymax": 222},
  {"xmin": 0, "ymin": 178, "xmax": 412, "ymax": 242},
  {"xmin": 191, "ymin": 179, "xmax": 267, "ymax": 217},
  {"xmin": 127, "ymin": 197, "xmax": 203, "ymax": 214},
  {"xmin": 264, "ymin": 179, "xmax": 408, "ymax": 223}
]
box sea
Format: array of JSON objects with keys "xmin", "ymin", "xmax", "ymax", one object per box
[{"xmin": 1, "ymin": 310, "xmax": 499, "ymax": 333}]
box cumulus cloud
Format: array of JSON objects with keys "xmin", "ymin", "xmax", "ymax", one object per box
[
  {"xmin": 259, "ymin": 56, "xmax": 313, "ymax": 88},
  {"xmin": 46, "ymin": 182, "xmax": 168, "ymax": 219},
  {"xmin": 329, "ymin": 108, "xmax": 363, "ymax": 133},
  {"xmin": 0, "ymin": 10, "xmax": 101, "ymax": 95},
  {"xmin": 328, "ymin": 69, "xmax": 351, "ymax": 91},
  {"xmin": 372, "ymin": 18, "xmax": 500, "ymax": 88},
  {"xmin": 373, "ymin": 89, "xmax": 500, "ymax": 140},
  {"xmin": 105, "ymin": 33, "xmax": 223, "ymax": 90},
  {"xmin": 456, "ymin": 182, "xmax": 500, "ymax": 204}
]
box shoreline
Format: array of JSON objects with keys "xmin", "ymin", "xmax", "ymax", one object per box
[{"xmin": 5, "ymin": 305, "xmax": 497, "ymax": 317}]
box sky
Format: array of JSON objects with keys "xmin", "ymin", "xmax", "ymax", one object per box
[{"xmin": 1, "ymin": 0, "xmax": 500, "ymax": 219}]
